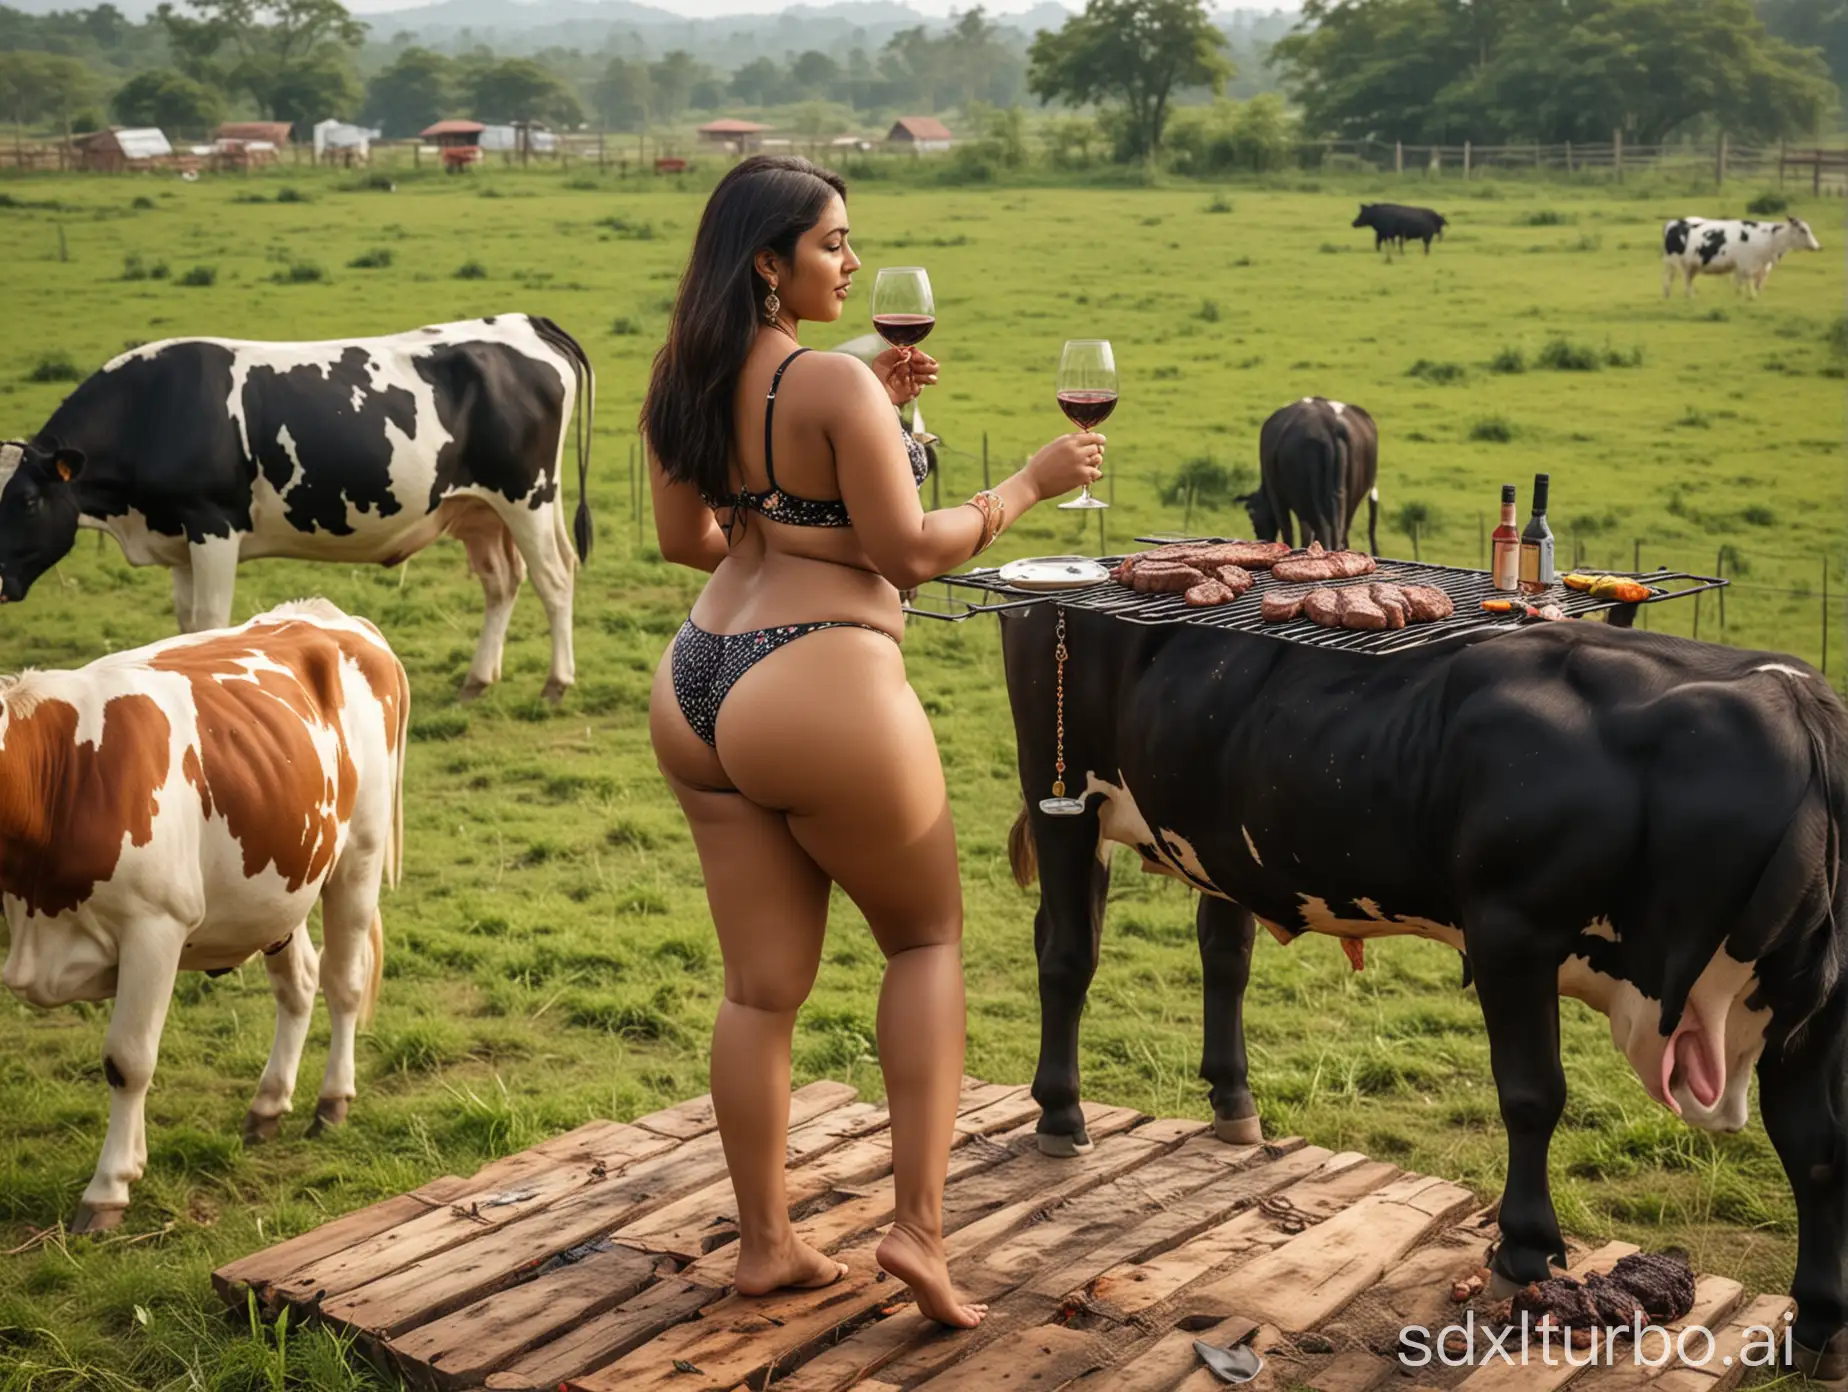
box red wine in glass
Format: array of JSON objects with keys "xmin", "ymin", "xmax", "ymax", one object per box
[
  {"xmin": 1056, "ymin": 339, "xmax": 1116, "ymax": 511},
  {"xmin": 1057, "ymin": 390, "xmax": 1117, "ymax": 430},
  {"xmin": 873, "ymin": 313, "xmax": 935, "ymax": 348},
  {"xmin": 872, "ymin": 267, "xmax": 934, "ymax": 353}
]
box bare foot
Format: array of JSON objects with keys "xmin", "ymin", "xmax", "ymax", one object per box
[
  {"xmin": 876, "ymin": 1223, "xmax": 987, "ymax": 1328},
  {"xmin": 734, "ymin": 1233, "xmax": 849, "ymax": 1296}
]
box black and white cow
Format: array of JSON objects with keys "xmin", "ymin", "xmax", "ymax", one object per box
[
  {"xmin": 1242, "ymin": 397, "xmax": 1379, "ymax": 554},
  {"xmin": 1001, "ymin": 604, "xmax": 1848, "ymax": 1377},
  {"xmin": 1662, "ymin": 217, "xmax": 1822, "ymax": 299},
  {"xmin": 0, "ymin": 314, "xmax": 593, "ymax": 702}
]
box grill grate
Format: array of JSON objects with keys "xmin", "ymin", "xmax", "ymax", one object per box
[{"xmin": 904, "ymin": 538, "xmax": 1726, "ymax": 656}]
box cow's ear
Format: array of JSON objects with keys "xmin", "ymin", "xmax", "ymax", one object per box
[{"xmin": 52, "ymin": 448, "xmax": 84, "ymax": 482}]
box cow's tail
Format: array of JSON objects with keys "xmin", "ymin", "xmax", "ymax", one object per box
[
  {"xmin": 530, "ymin": 315, "xmax": 595, "ymax": 565},
  {"xmin": 1008, "ymin": 798, "xmax": 1038, "ymax": 888},
  {"xmin": 1751, "ymin": 671, "xmax": 1848, "ymax": 1052}
]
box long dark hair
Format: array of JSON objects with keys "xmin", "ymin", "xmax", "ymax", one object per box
[{"xmin": 642, "ymin": 155, "xmax": 848, "ymax": 504}]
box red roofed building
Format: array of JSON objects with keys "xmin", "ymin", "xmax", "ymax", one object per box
[
  {"xmin": 698, "ymin": 119, "xmax": 771, "ymax": 154},
  {"xmin": 887, "ymin": 116, "xmax": 953, "ymax": 153},
  {"xmin": 420, "ymin": 120, "xmax": 486, "ymax": 172}
]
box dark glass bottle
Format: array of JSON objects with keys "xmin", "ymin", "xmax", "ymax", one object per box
[{"xmin": 1519, "ymin": 473, "xmax": 1555, "ymax": 595}]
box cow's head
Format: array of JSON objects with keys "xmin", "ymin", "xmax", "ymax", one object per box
[
  {"xmin": 1788, "ymin": 217, "xmax": 1822, "ymax": 252},
  {"xmin": 0, "ymin": 438, "xmax": 86, "ymax": 604},
  {"xmin": 1238, "ymin": 490, "xmax": 1278, "ymax": 541},
  {"xmin": 1351, "ymin": 204, "xmax": 1373, "ymax": 227}
]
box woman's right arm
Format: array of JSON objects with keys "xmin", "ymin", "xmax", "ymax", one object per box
[
  {"xmin": 822, "ymin": 357, "xmax": 1103, "ymax": 591},
  {"xmin": 649, "ymin": 455, "xmax": 730, "ymax": 573}
]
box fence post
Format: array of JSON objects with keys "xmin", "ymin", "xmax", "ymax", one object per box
[
  {"xmin": 1816, "ymin": 150, "xmax": 1824, "ymax": 197},
  {"xmin": 1824, "ymin": 559, "xmax": 1830, "ymax": 675},
  {"xmin": 1613, "ymin": 128, "xmax": 1623, "ymax": 184},
  {"xmin": 1565, "ymin": 140, "xmax": 1573, "ymax": 173},
  {"xmin": 1395, "ymin": 139, "xmax": 1403, "ymax": 174},
  {"xmin": 1463, "ymin": 140, "xmax": 1471, "ymax": 179},
  {"xmin": 982, "ymin": 432, "xmax": 990, "ymax": 491},
  {"xmin": 1778, "ymin": 138, "xmax": 1786, "ymax": 187},
  {"xmin": 1477, "ymin": 513, "xmax": 1485, "ymax": 569},
  {"xmin": 1715, "ymin": 131, "xmax": 1727, "ymax": 187},
  {"xmin": 1716, "ymin": 547, "xmax": 1727, "ymax": 631}
]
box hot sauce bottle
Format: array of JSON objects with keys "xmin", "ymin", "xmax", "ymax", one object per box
[{"xmin": 1491, "ymin": 484, "xmax": 1520, "ymax": 591}]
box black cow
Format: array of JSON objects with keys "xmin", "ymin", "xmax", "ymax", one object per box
[
  {"xmin": 1354, "ymin": 202, "xmax": 1448, "ymax": 255},
  {"xmin": 1001, "ymin": 605, "xmax": 1848, "ymax": 1378},
  {"xmin": 1242, "ymin": 397, "xmax": 1379, "ymax": 554},
  {"xmin": 0, "ymin": 314, "xmax": 593, "ymax": 702}
]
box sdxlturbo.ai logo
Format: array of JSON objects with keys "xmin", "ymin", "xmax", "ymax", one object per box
[{"xmin": 1396, "ymin": 1309, "xmax": 1795, "ymax": 1370}]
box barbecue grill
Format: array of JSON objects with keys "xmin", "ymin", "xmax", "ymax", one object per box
[{"xmin": 905, "ymin": 539, "xmax": 1725, "ymax": 656}]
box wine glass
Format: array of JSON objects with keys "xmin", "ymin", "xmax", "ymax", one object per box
[
  {"xmin": 872, "ymin": 267, "xmax": 935, "ymax": 354},
  {"xmin": 1056, "ymin": 339, "xmax": 1115, "ymax": 511}
]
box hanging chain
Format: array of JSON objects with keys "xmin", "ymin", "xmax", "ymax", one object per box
[{"xmin": 1051, "ymin": 607, "xmax": 1069, "ymax": 799}]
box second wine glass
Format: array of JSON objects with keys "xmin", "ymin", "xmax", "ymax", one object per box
[
  {"xmin": 872, "ymin": 267, "xmax": 935, "ymax": 351},
  {"xmin": 1056, "ymin": 338, "xmax": 1115, "ymax": 511}
]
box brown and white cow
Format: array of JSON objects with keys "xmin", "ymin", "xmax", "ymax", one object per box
[{"xmin": 0, "ymin": 599, "xmax": 408, "ymax": 1232}]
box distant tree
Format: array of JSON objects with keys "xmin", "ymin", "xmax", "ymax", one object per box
[
  {"xmin": 1760, "ymin": 0, "xmax": 1848, "ymax": 90},
  {"xmin": 112, "ymin": 67, "xmax": 227, "ymax": 134},
  {"xmin": 648, "ymin": 50, "xmax": 702, "ymax": 118},
  {"xmin": 729, "ymin": 55, "xmax": 784, "ymax": 106},
  {"xmin": 364, "ymin": 46, "xmax": 451, "ymax": 137},
  {"xmin": 461, "ymin": 56, "xmax": 580, "ymax": 127},
  {"xmin": 1029, "ymin": 0, "xmax": 1234, "ymax": 161},
  {"xmin": 594, "ymin": 56, "xmax": 650, "ymax": 130},
  {"xmin": 790, "ymin": 48, "xmax": 840, "ymax": 96},
  {"xmin": 1273, "ymin": 0, "xmax": 1836, "ymax": 142},
  {"xmin": 0, "ymin": 51, "xmax": 92, "ymax": 140},
  {"xmin": 155, "ymin": 0, "xmax": 364, "ymax": 127}
]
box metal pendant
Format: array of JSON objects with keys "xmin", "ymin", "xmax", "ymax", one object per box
[{"xmin": 1039, "ymin": 779, "xmax": 1085, "ymax": 817}]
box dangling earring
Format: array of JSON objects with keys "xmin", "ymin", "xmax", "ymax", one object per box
[{"xmin": 763, "ymin": 284, "xmax": 781, "ymax": 325}]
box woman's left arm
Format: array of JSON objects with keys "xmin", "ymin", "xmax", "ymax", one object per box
[{"xmin": 649, "ymin": 457, "xmax": 729, "ymax": 573}]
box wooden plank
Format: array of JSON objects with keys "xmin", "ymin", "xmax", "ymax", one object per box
[
  {"xmin": 1190, "ymin": 1172, "xmax": 1477, "ymax": 1330},
  {"xmin": 211, "ymin": 1177, "xmax": 467, "ymax": 1303},
  {"xmin": 629, "ymin": 1092, "xmax": 718, "ymax": 1141},
  {"xmin": 315, "ymin": 1081, "xmax": 859, "ymax": 1339},
  {"xmin": 1308, "ymin": 1349, "xmax": 1394, "ymax": 1392},
  {"xmin": 569, "ymin": 1244, "xmax": 893, "ymax": 1392},
  {"xmin": 910, "ymin": 1325, "xmax": 1110, "ymax": 1390},
  {"xmin": 1098, "ymin": 1316, "xmax": 1260, "ymax": 1392},
  {"xmin": 484, "ymin": 1277, "xmax": 729, "ymax": 1391},
  {"xmin": 383, "ymin": 1244, "xmax": 666, "ymax": 1388},
  {"xmin": 1664, "ymin": 1294, "xmax": 1790, "ymax": 1388},
  {"xmin": 274, "ymin": 1126, "xmax": 678, "ymax": 1304}
]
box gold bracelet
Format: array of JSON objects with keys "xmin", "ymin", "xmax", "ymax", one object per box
[{"xmin": 964, "ymin": 489, "xmax": 1005, "ymax": 555}]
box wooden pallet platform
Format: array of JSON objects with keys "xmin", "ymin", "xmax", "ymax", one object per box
[{"xmin": 213, "ymin": 1078, "xmax": 1784, "ymax": 1392}]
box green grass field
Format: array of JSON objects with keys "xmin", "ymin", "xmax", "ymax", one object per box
[{"xmin": 0, "ymin": 165, "xmax": 1842, "ymax": 1389}]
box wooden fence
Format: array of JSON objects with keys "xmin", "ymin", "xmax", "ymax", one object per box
[{"xmin": 1296, "ymin": 134, "xmax": 1848, "ymax": 191}]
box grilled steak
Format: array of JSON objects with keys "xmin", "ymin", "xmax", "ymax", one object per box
[
  {"xmin": 1370, "ymin": 583, "xmax": 1410, "ymax": 630},
  {"xmin": 1272, "ymin": 541, "xmax": 1379, "ymax": 584},
  {"xmin": 1119, "ymin": 540, "xmax": 1291, "ymax": 579},
  {"xmin": 1339, "ymin": 590, "xmax": 1390, "ymax": 630},
  {"xmin": 1185, "ymin": 578, "xmax": 1236, "ymax": 607},
  {"xmin": 1126, "ymin": 562, "xmax": 1207, "ymax": 593},
  {"xmin": 1216, "ymin": 564, "xmax": 1256, "ymax": 595},
  {"xmin": 1303, "ymin": 589, "xmax": 1344, "ymax": 626},
  {"xmin": 1261, "ymin": 592, "xmax": 1305, "ymax": 623},
  {"xmin": 1399, "ymin": 584, "xmax": 1455, "ymax": 622}
]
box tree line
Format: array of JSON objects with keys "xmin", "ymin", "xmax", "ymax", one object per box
[{"xmin": 0, "ymin": 0, "xmax": 1838, "ymax": 157}]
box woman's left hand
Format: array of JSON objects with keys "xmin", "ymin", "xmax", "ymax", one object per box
[{"xmin": 873, "ymin": 346, "xmax": 939, "ymax": 406}]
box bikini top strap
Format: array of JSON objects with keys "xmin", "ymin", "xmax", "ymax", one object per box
[{"xmin": 762, "ymin": 347, "xmax": 810, "ymax": 490}]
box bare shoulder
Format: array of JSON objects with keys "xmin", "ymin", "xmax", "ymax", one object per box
[{"xmin": 788, "ymin": 349, "xmax": 888, "ymax": 415}]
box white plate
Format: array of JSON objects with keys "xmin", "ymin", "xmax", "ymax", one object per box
[{"xmin": 998, "ymin": 556, "xmax": 1111, "ymax": 591}]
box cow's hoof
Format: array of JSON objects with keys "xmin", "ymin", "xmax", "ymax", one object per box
[
  {"xmin": 307, "ymin": 1096, "xmax": 349, "ymax": 1136},
  {"xmin": 241, "ymin": 1110, "xmax": 283, "ymax": 1145},
  {"xmin": 1036, "ymin": 1129, "xmax": 1094, "ymax": 1158},
  {"xmin": 1792, "ymin": 1332, "xmax": 1848, "ymax": 1382},
  {"xmin": 1213, "ymin": 1112, "xmax": 1264, "ymax": 1145},
  {"xmin": 541, "ymin": 678, "xmax": 570, "ymax": 706},
  {"xmin": 458, "ymin": 678, "xmax": 489, "ymax": 704},
  {"xmin": 1485, "ymin": 1269, "xmax": 1530, "ymax": 1301},
  {"xmin": 70, "ymin": 1202, "xmax": 126, "ymax": 1235}
]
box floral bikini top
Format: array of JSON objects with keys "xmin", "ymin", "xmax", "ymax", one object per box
[{"xmin": 703, "ymin": 347, "xmax": 930, "ymax": 528}]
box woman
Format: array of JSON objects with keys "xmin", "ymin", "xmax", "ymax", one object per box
[{"xmin": 643, "ymin": 155, "xmax": 1104, "ymax": 1328}]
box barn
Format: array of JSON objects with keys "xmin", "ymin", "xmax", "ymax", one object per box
[
  {"xmin": 420, "ymin": 119, "xmax": 486, "ymax": 172},
  {"xmin": 886, "ymin": 116, "xmax": 954, "ymax": 153},
  {"xmin": 73, "ymin": 127, "xmax": 172, "ymax": 172},
  {"xmin": 698, "ymin": 119, "xmax": 772, "ymax": 155},
  {"xmin": 213, "ymin": 121, "xmax": 291, "ymax": 169}
]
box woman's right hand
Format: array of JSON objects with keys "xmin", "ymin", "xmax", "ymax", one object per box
[{"xmin": 1024, "ymin": 432, "xmax": 1105, "ymax": 503}]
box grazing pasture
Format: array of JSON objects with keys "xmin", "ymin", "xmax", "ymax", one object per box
[{"xmin": 0, "ymin": 167, "xmax": 1840, "ymax": 1387}]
